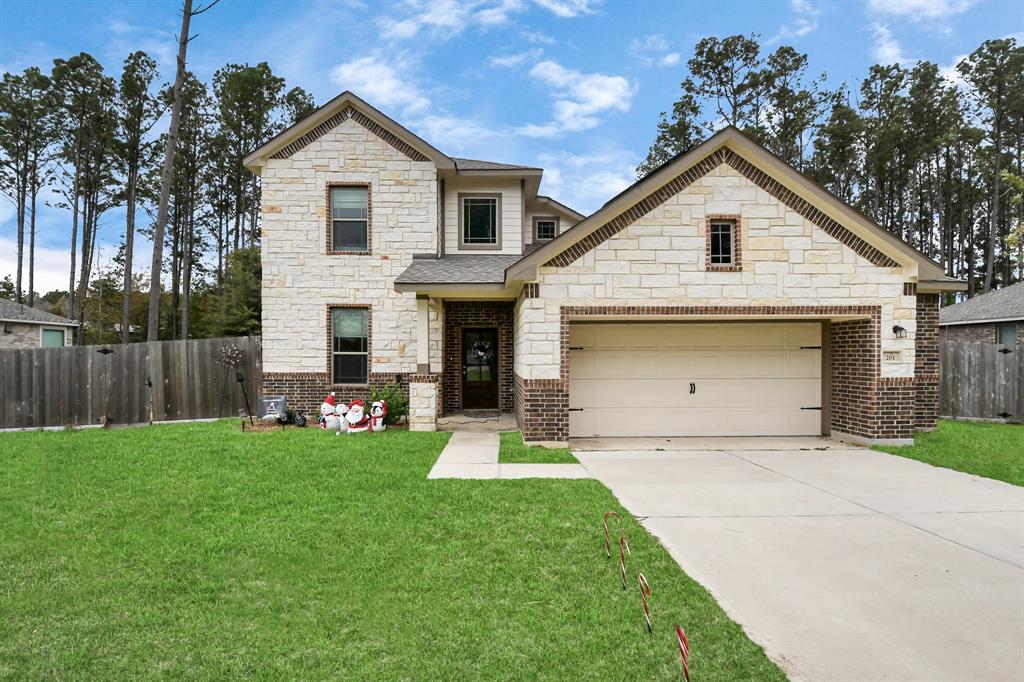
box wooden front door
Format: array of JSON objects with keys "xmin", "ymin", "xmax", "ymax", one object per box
[{"xmin": 462, "ymin": 327, "xmax": 499, "ymax": 410}]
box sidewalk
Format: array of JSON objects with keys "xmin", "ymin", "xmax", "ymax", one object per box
[{"xmin": 427, "ymin": 432, "xmax": 590, "ymax": 480}]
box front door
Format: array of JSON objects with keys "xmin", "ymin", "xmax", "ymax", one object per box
[{"xmin": 462, "ymin": 327, "xmax": 499, "ymax": 410}]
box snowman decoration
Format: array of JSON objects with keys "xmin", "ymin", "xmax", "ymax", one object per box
[
  {"xmin": 345, "ymin": 399, "xmax": 371, "ymax": 434},
  {"xmin": 369, "ymin": 400, "xmax": 388, "ymax": 432},
  {"xmin": 319, "ymin": 393, "xmax": 340, "ymax": 431}
]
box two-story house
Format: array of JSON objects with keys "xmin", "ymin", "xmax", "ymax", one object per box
[{"xmin": 244, "ymin": 91, "xmax": 963, "ymax": 445}]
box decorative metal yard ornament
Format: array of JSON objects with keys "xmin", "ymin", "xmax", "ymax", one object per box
[
  {"xmin": 676, "ymin": 625, "xmax": 691, "ymax": 681},
  {"xmin": 215, "ymin": 344, "xmax": 246, "ymax": 418},
  {"xmin": 619, "ymin": 536, "xmax": 631, "ymax": 591},
  {"xmin": 638, "ymin": 573, "xmax": 652, "ymax": 633},
  {"xmin": 236, "ymin": 371, "xmax": 254, "ymax": 426},
  {"xmin": 603, "ymin": 511, "xmax": 621, "ymax": 558}
]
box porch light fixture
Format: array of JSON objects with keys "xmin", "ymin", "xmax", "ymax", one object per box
[{"xmin": 893, "ymin": 325, "xmax": 907, "ymax": 339}]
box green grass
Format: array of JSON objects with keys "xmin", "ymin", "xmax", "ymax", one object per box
[
  {"xmin": 0, "ymin": 421, "xmax": 783, "ymax": 680},
  {"xmin": 874, "ymin": 420, "xmax": 1024, "ymax": 486},
  {"xmin": 498, "ymin": 431, "xmax": 578, "ymax": 464}
]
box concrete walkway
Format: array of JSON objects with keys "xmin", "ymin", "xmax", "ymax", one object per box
[
  {"xmin": 575, "ymin": 438, "xmax": 1024, "ymax": 682},
  {"xmin": 427, "ymin": 432, "xmax": 590, "ymax": 479}
]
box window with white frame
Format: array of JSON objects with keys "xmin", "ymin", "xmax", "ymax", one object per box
[
  {"xmin": 534, "ymin": 217, "xmax": 558, "ymax": 241},
  {"xmin": 331, "ymin": 307, "xmax": 368, "ymax": 384},
  {"xmin": 330, "ymin": 186, "xmax": 368, "ymax": 252},
  {"xmin": 460, "ymin": 194, "xmax": 500, "ymax": 248},
  {"xmin": 709, "ymin": 220, "xmax": 735, "ymax": 265}
]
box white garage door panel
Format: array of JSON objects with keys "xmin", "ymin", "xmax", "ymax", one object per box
[{"xmin": 568, "ymin": 322, "xmax": 822, "ymax": 438}]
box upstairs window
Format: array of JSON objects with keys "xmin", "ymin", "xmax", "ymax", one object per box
[
  {"xmin": 330, "ymin": 185, "xmax": 369, "ymax": 252},
  {"xmin": 331, "ymin": 307, "xmax": 368, "ymax": 384},
  {"xmin": 460, "ymin": 194, "xmax": 501, "ymax": 249},
  {"xmin": 709, "ymin": 220, "xmax": 735, "ymax": 265},
  {"xmin": 534, "ymin": 217, "xmax": 558, "ymax": 241}
]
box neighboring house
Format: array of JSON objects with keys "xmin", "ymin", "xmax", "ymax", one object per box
[
  {"xmin": 244, "ymin": 91, "xmax": 964, "ymax": 445},
  {"xmin": 939, "ymin": 281, "xmax": 1024, "ymax": 345},
  {"xmin": 0, "ymin": 299, "xmax": 77, "ymax": 349}
]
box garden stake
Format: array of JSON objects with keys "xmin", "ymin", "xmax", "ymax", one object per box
[
  {"xmin": 676, "ymin": 625, "xmax": 690, "ymax": 681},
  {"xmin": 619, "ymin": 536, "xmax": 630, "ymax": 590},
  {"xmin": 236, "ymin": 371, "xmax": 254, "ymax": 426},
  {"xmin": 638, "ymin": 573, "xmax": 652, "ymax": 633},
  {"xmin": 603, "ymin": 511, "xmax": 621, "ymax": 558}
]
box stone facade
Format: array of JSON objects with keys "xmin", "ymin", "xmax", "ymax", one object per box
[
  {"xmin": 259, "ymin": 116, "xmax": 437, "ymax": 410},
  {"xmin": 409, "ymin": 374, "xmax": 440, "ymax": 431},
  {"xmin": 0, "ymin": 322, "xmax": 71, "ymax": 349},
  {"xmin": 515, "ymin": 163, "xmax": 921, "ymax": 443}
]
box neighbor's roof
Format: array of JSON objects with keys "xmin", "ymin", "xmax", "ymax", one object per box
[
  {"xmin": 395, "ymin": 255, "xmax": 521, "ymax": 289},
  {"xmin": 0, "ymin": 299, "xmax": 78, "ymax": 326},
  {"xmin": 939, "ymin": 281, "xmax": 1024, "ymax": 325}
]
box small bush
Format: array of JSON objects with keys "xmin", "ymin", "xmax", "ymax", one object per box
[{"xmin": 370, "ymin": 383, "xmax": 408, "ymax": 425}]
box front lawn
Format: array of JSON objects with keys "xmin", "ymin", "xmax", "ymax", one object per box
[
  {"xmin": 0, "ymin": 421, "xmax": 781, "ymax": 680},
  {"xmin": 874, "ymin": 420, "xmax": 1024, "ymax": 486},
  {"xmin": 499, "ymin": 430, "xmax": 578, "ymax": 464}
]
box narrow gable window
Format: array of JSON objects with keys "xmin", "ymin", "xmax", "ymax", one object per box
[
  {"xmin": 534, "ymin": 217, "xmax": 558, "ymax": 241},
  {"xmin": 331, "ymin": 307, "xmax": 368, "ymax": 384},
  {"xmin": 330, "ymin": 186, "xmax": 369, "ymax": 252},
  {"xmin": 710, "ymin": 220, "xmax": 735, "ymax": 265},
  {"xmin": 460, "ymin": 194, "xmax": 500, "ymax": 249}
]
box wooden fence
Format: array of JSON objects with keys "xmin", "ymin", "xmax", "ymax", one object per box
[
  {"xmin": 940, "ymin": 340, "xmax": 1023, "ymax": 422},
  {"xmin": 0, "ymin": 336, "xmax": 262, "ymax": 429}
]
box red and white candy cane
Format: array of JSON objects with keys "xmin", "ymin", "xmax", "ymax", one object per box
[
  {"xmin": 676, "ymin": 625, "xmax": 691, "ymax": 682},
  {"xmin": 619, "ymin": 536, "xmax": 631, "ymax": 590},
  {"xmin": 603, "ymin": 511, "xmax": 621, "ymax": 558},
  {"xmin": 638, "ymin": 573, "xmax": 652, "ymax": 633}
]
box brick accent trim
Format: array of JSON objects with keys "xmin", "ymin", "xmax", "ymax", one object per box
[
  {"xmin": 705, "ymin": 214, "xmax": 743, "ymax": 271},
  {"xmin": 261, "ymin": 371, "xmax": 411, "ymax": 417},
  {"xmin": 326, "ymin": 304, "xmax": 372, "ymax": 388},
  {"xmin": 326, "ymin": 182, "xmax": 372, "ymax": 256},
  {"xmin": 409, "ymin": 373, "xmax": 441, "ymax": 383},
  {"xmin": 270, "ymin": 106, "xmax": 431, "ymax": 162},
  {"xmin": 914, "ymin": 293, "xmax": 939, "ymax": 430},
  {"xmin": 544, "ymin": 147, "xmax": 899, "ymax": 269}
]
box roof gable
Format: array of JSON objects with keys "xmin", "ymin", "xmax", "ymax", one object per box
[
  {"xmin": 508, "ymin": 127, "xmax": 948, "ymax": 283},
  {"xmin": 243, "ymin": 91, "xmax": 453, "ymax": 171}
]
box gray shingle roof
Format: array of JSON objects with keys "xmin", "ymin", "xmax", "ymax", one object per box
[
  {"xmin": 452, "ymin": 157, "xmax": 541, "ymax": 171},
  {"xmin": 939, "ymin": 281, "xmax": 1024, "ymax": 325},
  {"xmin": 0, "ymin": 299, "xmax": 78, "ymax": 325},
  {"xmin": 395, "ymin": 255, "xmax": 521, "ymax": 284}
]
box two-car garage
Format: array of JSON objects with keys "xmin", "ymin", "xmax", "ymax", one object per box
[{"xmin": 567, "ymin": 322, "xmax": 824, "ymax": 438}]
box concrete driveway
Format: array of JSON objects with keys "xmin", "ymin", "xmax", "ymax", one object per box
[{"xmin": 573, "ymin": 438, "xmax": 1024, "ymax": 682}]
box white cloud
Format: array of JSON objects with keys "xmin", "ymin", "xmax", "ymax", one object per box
[
  {"xmin": 533, "ymin": 0, "xmax": 596, "ymax": 18},
  {"xmin": 520, "ymin": 29, "xmax": 557, "ymax": 44},
  {"xmin": 537, "ymin": 149, "xmax": 637, "ymax": 213},
  {"xmin": 518, "ymin": 60, "xmax": 635, "ymax": 137},
  {"xmin": 867, "ymin": 0, "xmax": 975, "ymax": 19},
  {"xmin": 768, "ymin": 0, "xmax": 822, "ymax": 43},
  {"xmin": 378, "ymin": 0, "xmax": 526, "ymax": 41},
  {"xmin": 869, "ymin": 22, "xmax": 909, "ymax": 64},
  {"xmin": 0, "ymin": 237, "xmax": 127, "ymax": 295},
  {"xmin": 629, "ymin": 34, "xmax": 681, "ymax": 68},
  {"xmin": 409, "ymin": 114, "xmax": 500, "ymax": 152},
  {"xmin": 331, "ymin": 55, "xmax": 430, "ymax": 114},
  {"xmin": 489, "ymin": 48, "xmax": 543, "ymax": 67}
]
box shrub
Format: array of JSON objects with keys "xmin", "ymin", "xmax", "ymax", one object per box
[{"xmin": 370, "ymin": 383, "xmax": 408, "ymax": 425}]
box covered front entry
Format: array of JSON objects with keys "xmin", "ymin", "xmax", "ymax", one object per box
[{"xmin": 568, "ymin": 321, "xmax": 824, "ymax": 438}]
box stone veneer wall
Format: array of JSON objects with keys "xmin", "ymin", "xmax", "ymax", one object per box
[
  {"xmin": 442, "ymin": 300, "xmax": 514, "ymax": 414},
  {"xmin": 409, "ymin": 374, "xmax": 440, "ymax": 431},
  {"xmin": 914, "ymin": 294, "xmax": 940, "ymax": 430},
  {"xmin": 258, "ymin": 114, "xmax": 436, "ymax": 411}
]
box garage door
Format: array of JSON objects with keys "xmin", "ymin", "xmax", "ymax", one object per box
[{"xmin": 568, "ymin": 322, "xmax": 822, "ymax": 438}]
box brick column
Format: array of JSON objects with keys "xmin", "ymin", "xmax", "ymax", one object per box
[
  {"xmin": 515, "ymin": 375, "xmax": 569, "ymax": 443},
  {"xmin": 914, "ymin": 293, "xmax": 940, "ymax": 430}
]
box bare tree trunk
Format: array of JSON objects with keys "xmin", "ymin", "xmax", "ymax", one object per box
[
  {"xmin": 15, "ymin": 174, "xmax": 26, "ymax": 303},
  {"xmin": 67, "ymin": 188, "xmax": 79, "ymax": 321},
  {"xmin": 984, "ymin": 117, "xmax": 1002, "ymax": 292},
  {"xmin": 147, "ymin": 0, "xmax": 193, "ymax": 341},
  {"xmin": 28, "ymin": 180, "xmax": 36, "ymax": 306},
  {"xmin": 121, "ymin": 169, "xmax": 137, "ymax": 343}
]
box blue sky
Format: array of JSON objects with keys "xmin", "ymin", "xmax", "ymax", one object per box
[{"xmin": 1, "ymin": 0, "xmax": 1021, "ymax": 293}]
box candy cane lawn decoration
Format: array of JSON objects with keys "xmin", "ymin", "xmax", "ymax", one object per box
[
  {"xmin": 676, "ymin": 625, "xmax": 691, "ymax": 682},
  {"xmin": 603, "ymin": 511, "xmax": 621, "ymax": 558},
  {"xmin": 638, "ymin": 573, "xmax": 652, "ymax": 633},
  {"xmin": 619, "ymin": 536, "xmax": 630, "ymax": 590}
]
